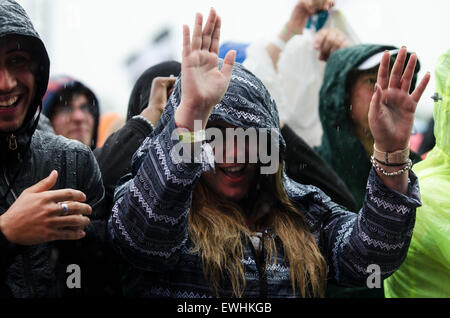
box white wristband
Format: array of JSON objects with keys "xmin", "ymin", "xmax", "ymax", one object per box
[{"xmin": 271, "ymin": 36, "xmax": 287, "ymax": 51}]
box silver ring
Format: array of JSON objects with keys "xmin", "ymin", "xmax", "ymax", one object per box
[{"xmin": 60, "ymin": 202, "xmax": 69, "ymax": 215}]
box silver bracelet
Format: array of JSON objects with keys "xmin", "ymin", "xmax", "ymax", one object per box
[
  {"xmin": 370, "ymin": 155, "xmax": 412, "ymax": 176},
  {"xmin": 132, "ymin": 115, "xmax": 155, "ymax": 131}
]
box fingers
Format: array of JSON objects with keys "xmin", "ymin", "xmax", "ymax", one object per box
[
  {"xmin": 377, "ymin": 51, "xmax": 391, "ymax": 90},
  {"xmin": 45, "ymin": 188, "xmax": 87, "ymax": 204},
  {"xmin": 370, "ymin": 83, "xmax": 382, "ymax": 116},
  {"xmin": 51, "ymin": 214, "xmax": 91, "ymax": 228},
  {"xmin": 210, "ymin": 15, "xmax": 221, "ymax": 55},
  {"xmin": 55, "ymin": 201, "xmax": 92, "ymax": 216},
  {"xmin": 152, "ymin": 77, "xmax": 177, "ymax": 90},
  {"xmin": 182, "ymin": 24, "xmax": 191, "ymax": 58},
  {"xmin": 389, "ymin": 47, "xmax": 407, "ymax": 89},
  {"xmin": 27, "ymin": 170, "xmax": 58, "ymax": 194},
  {"xmin": 53, "ymin": 229, "xmax": 86, "ymax": 241},
  {"xmin": 411, "ymin": 72, "xmax": 431, "ymax": 103},
  {"xmin": 400, "ymin": 53, "xmax": 417, "ymax": 93},
  {"xmin": 191, "ymin": 13, "xmax": 203, "ymax": 51},
  {"xmin": 314, "ymin": 29, "xmax": 326, "ymax": 50},
  {"xmin": 221, "ymin": 50, "xmax": 236, "ymax": 80},
  {"xmin": 201, "ymin": 8, "xmax": 217, "ymax": 51},
  {"xmin": 184, "ymin": 10, "xmax": 221, "ymax": 56}
]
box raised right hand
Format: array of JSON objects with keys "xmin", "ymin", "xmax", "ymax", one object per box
[
  {"xmin": 174, "ymin": 8, "xmax": 236, "ymax": 131},
  {"xmin": 0, "ymin": 170, "xmax": 92, "ymax": 245}
]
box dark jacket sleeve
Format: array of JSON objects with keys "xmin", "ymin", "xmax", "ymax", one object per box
[
  {"xmin": 94, "ymin": 116, "xmax": 154, "ymax": 211},
  {"xmin": 313, "ymin": 168, "xmax": 421, "ymax": 287},
  {"xmin": 57, "ymin": 146, "xmax": 121, "ymax": 296},
  {"xmin": 282, "ymin": 124, "xmax": 357, "ymax": 210},
  {"xmin": 108, "ymin": 117, "xmax": 204, "ymax": 272}
]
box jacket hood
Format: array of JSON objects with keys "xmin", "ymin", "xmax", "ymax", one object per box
[
  {"xmin": 127, "ymin": 61, "xmax": 181, "ymax": 121},
  {"xmin": 0, "ymin": 0, "xmax": 50, "ymax": 155},
  {"xmin": 42, "ymin": 75, "xmax": 100, "ymax": 149},
  {"xmin": 316, "ymin": 44, "xmax": 420, "ymax": 209},
  {"xmin": 433, "ymin": 50, "xmax": 450, "ymax": 154}
]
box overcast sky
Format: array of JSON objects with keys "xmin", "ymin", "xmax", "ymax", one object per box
[{"xmin": 16, "ymin": 0, "xmax": 450, "ymax": 123}]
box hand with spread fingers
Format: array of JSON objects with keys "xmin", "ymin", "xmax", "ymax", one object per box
[
  {"xmin": 174, "ymin": 8, "xmax": 236, "ymax": 131},
  {"xmin": 369, "ymin": 47, "xmax": 430, "ymax": 152},
  {"xmin": 369, "ymin": 47, "xmax": 430, "ymax": 192},
  {"xmin": 0, "ymin": 170, "xmax": 92, "ymax": 245}
]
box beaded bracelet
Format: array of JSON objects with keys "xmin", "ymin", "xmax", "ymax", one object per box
[{"xmin": 370, "ymin": 155, "xmax": 412, "ymax": 176}]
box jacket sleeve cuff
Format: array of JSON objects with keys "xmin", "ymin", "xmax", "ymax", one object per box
[{"xmin": 368, "ymin": 167, "xmax": 422, "ymax": 211}]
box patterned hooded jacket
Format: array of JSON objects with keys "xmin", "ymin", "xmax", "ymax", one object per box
[{"xmin": 108, "ymin": 62, "xmax": 421, "ymax": 297}]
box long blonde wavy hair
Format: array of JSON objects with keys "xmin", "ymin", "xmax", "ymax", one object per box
[{"xmin": 188, "ymin": 164, "xmax": 328, "ymax": 298}]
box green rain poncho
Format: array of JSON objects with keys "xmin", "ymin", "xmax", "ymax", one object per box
[
  {"xmin": 384, "ymin": 50, "xmax": 450, "ymax": 298},
  {"xmin": 316, "ymin": 44, "xmax": 421, "ymax": 211}
]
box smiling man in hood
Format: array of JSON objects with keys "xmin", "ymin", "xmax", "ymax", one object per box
[{"xmin": 0, "ymin": 0, "xmax": 117, "ymax": 297}]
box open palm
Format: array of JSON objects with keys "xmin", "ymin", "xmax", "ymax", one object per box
[
  {"xmin": 369, "ymin": 47, "xmax": 430, "ymax": 152},
  {"xmin": 177, "ymin": 9, "xmax": 235, "ymax": 129}
]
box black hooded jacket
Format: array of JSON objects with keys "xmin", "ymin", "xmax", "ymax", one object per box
[{"xmin": 0, "ymin": 0, "xmax": 115, "ymax": 297}]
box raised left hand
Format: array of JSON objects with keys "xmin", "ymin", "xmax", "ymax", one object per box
[{"xmin": 369, "ymin": 47, "xmax": 430, "ymax": 152}]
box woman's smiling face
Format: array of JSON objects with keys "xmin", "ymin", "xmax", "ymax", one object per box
[{"xmin": 201, "ymin": 121, "xmax": 259, "ymax": 202}]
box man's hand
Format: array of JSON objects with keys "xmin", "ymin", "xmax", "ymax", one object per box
[
  {"xmin": 0, "ymin": 170, "xmax": 92, "ymax": 245},
  {"xmin": 140, "ymin": 76, "xmax": 176, "ymax": 127},
  {"xmin": 174, "ymin": 8, "xmax": 236, "ymax": 131}
]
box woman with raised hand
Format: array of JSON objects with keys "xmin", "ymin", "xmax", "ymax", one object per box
[{"xmin": 108, "ymin": 8, "xmax": 429, "ymax": 297}]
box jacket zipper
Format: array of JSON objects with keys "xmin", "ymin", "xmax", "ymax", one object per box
[
  {"xmin": 248, "ymin": 233, "xmax": 268, "ymax": 297},
  {"xmin": 8, "ymin": 134, "xmax": 18, "ymax": 151},
  {"xmin": 2, "ymin": 165, "xmax": 36, "ymax": 298}
]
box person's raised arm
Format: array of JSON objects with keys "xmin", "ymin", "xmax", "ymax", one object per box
[
  {"xmin": 174, "ymin": 10, "xmax": 236, "ymax": 131},
  {"xmin": 266, "ymin": 0, "xmax": 335, "ymax": 69},
  {"xmin": 369, "ymin": 47, "xmax": 430, "ymax": 194},
  {"xmin": 108, "ymin": 8, "xmax": 236, "ymax": 272}
]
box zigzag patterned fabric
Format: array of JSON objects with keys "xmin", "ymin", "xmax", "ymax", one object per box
[{"xmin": 107, "ymin": 62, "xmax": 421, "ymax": 297}]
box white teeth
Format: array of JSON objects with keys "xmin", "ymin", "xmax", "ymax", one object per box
[
  {"xmin": 223, "ymin": 166, "xmax": 244, "ymax": 173},
  {"xmin": 0, "ymin": 96, "xmax": 19, "ymax": 107}
]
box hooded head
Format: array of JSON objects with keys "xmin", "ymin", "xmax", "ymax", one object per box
[
  {"xmin": 317, "ymin": 44, "xmax": 420, "ymax": 209},
  {"xmin": 126, "ymin": 61, "xmax": 181, "ymax": 121},
  {"xmin": 0, "ymin": 0, "xmax": 50, "ymax": 154},
  {"xmin": 42, "ymin": 75, "xmax": 100, "ymax": 149}
]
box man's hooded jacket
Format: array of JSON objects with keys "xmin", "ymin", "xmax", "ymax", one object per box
[{"xmin": 0, "ymin": 0, "xmax": 115, "ymax": 297}]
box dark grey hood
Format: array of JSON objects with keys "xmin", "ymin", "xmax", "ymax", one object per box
[{"xmin": 0, "ymin": 0, "xmax": 50, "ymax": 155}]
